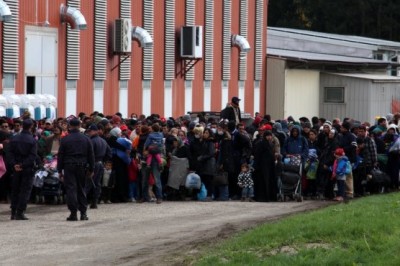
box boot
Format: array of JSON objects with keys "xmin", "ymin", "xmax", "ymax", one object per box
[
  {"xmin": 10, "ymin": 209, "xmax": 16, "ymax": 220},
  {"xmin": 15, "ymin": 211, "xmax": 29, "ymax": 220},
  {"xmin": 80, "ymin": 213, "xmax": 89, "ymax": 221},
  {"xmin": 90, "ymin": 201, "xmax": 98, "ymax": 209},
  {"xmin": 66, "ymin": 212, "xmax": 78, "ymax": 221}
]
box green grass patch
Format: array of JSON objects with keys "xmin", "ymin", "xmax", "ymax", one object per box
[{"xmin": 192, "ymin": 193, "xmax": 400, "ymax": 265}]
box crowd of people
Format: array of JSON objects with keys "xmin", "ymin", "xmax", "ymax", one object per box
[{"xmin": 0, "ymin": 96, "xmax": 400, "ymax": 220}]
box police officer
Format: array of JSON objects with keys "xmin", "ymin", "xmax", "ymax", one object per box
[
  {"xmin": 85, "ymin": 124, "xmax": 111, "ymax": 209},
  {"xmin": 8, "ymin": 119, "xmax": 37, "ymax": 220},
  {"xmin": 57, "ymin": 118, "xmax": 94, "ymax": 221}
]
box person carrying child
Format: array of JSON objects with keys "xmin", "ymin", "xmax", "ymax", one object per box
[
  {"xmin": 331, "ymin": 148, "xmax": 352, "ymax": 202},
  {"xmin": 144, "ymin": 123, "xmax": 164, "ymax": 169},
  {"xmin": 237, "ymin": 163, "xmax": 255, "ymax": 202}
]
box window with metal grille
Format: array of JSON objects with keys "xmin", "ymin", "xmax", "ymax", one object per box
[{"xmin": 324, "ymin": 87, "xmax": 345, "ymax": 103}]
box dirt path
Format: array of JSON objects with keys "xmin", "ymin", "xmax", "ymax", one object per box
[{"xmin": 0, "ymin": 201, "xmax": 331, "ymax": 266}]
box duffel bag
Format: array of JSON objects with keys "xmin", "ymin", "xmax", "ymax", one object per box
[{"xmin": 370, "ymin": 168, "xmax": 391, "ymax": 185}]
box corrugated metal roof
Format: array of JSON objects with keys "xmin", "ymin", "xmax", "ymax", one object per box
[
  {"xmin": 327, "ymin": 72, "xmax": 400, "ymax": 81},
  {"xmin": 268, "ymin": 27, "xmax": 400, "ymax": 50},
  {"xmin": 267, "ymin": 48, "xmax": 390, "ymax": 65}
]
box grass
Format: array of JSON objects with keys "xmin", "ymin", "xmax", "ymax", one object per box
[{"xmin": 191, "ymin": 193, "xmax": 400, "ymax": 265}]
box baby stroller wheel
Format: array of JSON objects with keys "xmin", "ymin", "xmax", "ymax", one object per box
[
  {"xmin": 58, "ymin": 195, "xmax": 64, "ymax": 204},
  {"xmin": 277, "ymin": 194, "xmax": 283, "ymax": 202},
  {"xmin": 52, "ymin": 196, "xmax": 58, "ymax": 205},
  {"xmin": 296, "ymin": 195, "xmax": 303, "ymax": 202}
]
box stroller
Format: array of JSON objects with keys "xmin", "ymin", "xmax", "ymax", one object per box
[
  {"xmin": 277, "ymin": 154, "xmax": 303, "ymax": 202},
  {"xmin": 33, "ymin": 157, "xmax": 64, "ymax": 204}
]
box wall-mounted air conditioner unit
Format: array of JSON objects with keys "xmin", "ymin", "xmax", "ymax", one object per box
[
  {"xmin": 114, "ymin": 18, "xmax": 132, "ymax": 54},
  {"xmin": 180, "ymin": 26, "xmax": 203, "ymax": 58}
]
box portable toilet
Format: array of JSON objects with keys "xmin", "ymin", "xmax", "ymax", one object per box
[
  {"xmin": 0, "ymin": 95, "xmax": 8, "ymax": 117},
  {"xmin": 34, "ymin": 94, "xmax": 47, "ymax": 120},
  {"xmin": 43, "ymin": 94, "xmax": 57, "ymax": 120},
  {"xmin": 5, "ymin": 95, "xmax": 21, "ymax": 118},
  {"xmin": 19, "ymin": 94, "xmax": 37, "ymax": 118}
]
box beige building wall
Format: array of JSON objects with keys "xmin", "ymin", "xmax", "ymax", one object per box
[
  {"xmin": 285, "ymin": 69, "xmax": 320, "ymax": 120},
  {"xmin": 266, "ymin": 58, "xmax": 286, "ymax": 119}
]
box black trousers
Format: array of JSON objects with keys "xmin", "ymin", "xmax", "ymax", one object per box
[
  {"xmin": 85, "ymin": 162, "xmax": 103, "ymax": 203},
  {"xmin": 11, "ymin": 168, "xmax": 34, "ymax": 212},
  {"xmin": 64, "ymin": 165, "xmax": 87, "ymax": 214}
]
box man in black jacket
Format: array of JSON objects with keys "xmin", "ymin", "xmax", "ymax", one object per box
[
  {"xmin": 8, "ymin": 119, "xmax": 37, "ymax": 220},
  {"xmin": 85, "ymin": 124, "xmax": 111, "ymax": 209},
  {"xmin": 221, "ymin": 97, "xmax": 242, "ymax": 125},
  {"xmin": 58, "ymin": 118, "xmax": 94, "ymax": 221}
]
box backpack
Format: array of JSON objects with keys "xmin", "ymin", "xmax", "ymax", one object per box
[{"xmin": 344, "ymin": 160, "xmax": 352, "ymax": 175}]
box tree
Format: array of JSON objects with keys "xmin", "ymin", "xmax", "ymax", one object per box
[{"xmin": 268, "ymin": 0, "xmax": 400, "ymax": 42}]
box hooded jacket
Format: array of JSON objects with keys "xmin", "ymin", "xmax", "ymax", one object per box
[{"xmin": 283, "ymin": 125, "xmax": 309, "ymax": 161}]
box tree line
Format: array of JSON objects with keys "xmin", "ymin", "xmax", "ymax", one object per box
[{"xmin": 268, "ymin": 0, "xmax": 400, "ymax": 42}]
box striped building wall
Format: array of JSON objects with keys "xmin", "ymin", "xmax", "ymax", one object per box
[{"xmin": 0, "ymin": 0, "xmax": 267, "ymax": 118}]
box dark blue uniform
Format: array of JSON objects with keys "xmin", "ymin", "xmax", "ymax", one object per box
[
  {"xmin": 8, "ymin": 129, "xmax": 37, "ymax": 220},
  {"xmin": 57, "ymin": 128, "xmax": 94, "ymax": 220},
  {"xmin": 85, "ymin": 133, "xmax": 111, "ymax": 208}
]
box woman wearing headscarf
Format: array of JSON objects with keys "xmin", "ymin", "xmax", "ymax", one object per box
[
  {"xmin": 316, "ymin": 128, "xmax": 339, "ymax": 199},
  {"xmin": 166, "ymin": 131, "xmax": 191, "ymax": 198},
  {"xmin": 253, "ymin": 130, "xmax": 277, "ymax": 202},
  {"xmin": 108, "ymin": 127, "xmax": 132, "ymax": 203},
  {"xmin": 189, "ymin": 127, "xmax": 216, "ymax": 200}
]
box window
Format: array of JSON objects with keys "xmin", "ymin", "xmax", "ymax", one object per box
[
  {"xmin": 324, "ymin": 87, "xmax": 344, "ymax": 103},
  {"xmin": 66, "ymin": 80, "xmax": 77, "ymax": 89},
  {"xmin": 374, "ymin": 53, "xmax": 383, "ymax": 60},
  {"xmin": 26, "ymin": 76, "xmax": 36, "ymax": 94},
  {"xmin": 3, "ymin": 73, "xmax": 15, "ymax": 89}
]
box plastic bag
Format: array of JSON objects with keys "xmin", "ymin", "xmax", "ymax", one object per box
[
  {"xmin": 33, "ymin": 170, "xmax": 48, "ymax": 188},
  {"xmin": 185, "ymin": 172, "xmax": 201, "ymax": 189},
  {"xmin": 305, "ymin": 160, "xmax": 318, "ymax": 180},
  {"xmin": 197, "ymin": 183, "xmax": 207, "ymax": 201}
]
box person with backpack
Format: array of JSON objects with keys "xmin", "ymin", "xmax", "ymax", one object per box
[
  {"xmin": 331, "ymin": 148, "xmax": 352, "ymax": 202},
  {"xmin": 338, "ymin": 121, "xmax": 357, "ymax": 198}
]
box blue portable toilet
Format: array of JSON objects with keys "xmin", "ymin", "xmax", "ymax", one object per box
[
  {"xmin": 5, "ymin": 95, "xmax": 21, "ymax": 118},
  {"xmin": 19, "ymin": 94, "xmax": 36, "ymax": 118},
  {"xmin": 43, "ymin": 94, "xmax": 57, "ymax": 120},
  {"xmin": 0, "ymin": 95, "xmax": 8, "ymax": 117},
  {"xmin": 34, "ymin": 94, "xmax": 47, "ymax": 120}
]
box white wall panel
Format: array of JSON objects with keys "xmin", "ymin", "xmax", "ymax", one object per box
[
  {"xmin": 254, "ymin": 80, "xmax": 260, "ymax": 114},
  {"xmin": 238, "ymin": 80, "xmax": 245, "ymax": 110},
  {"xmin": 119, "ymin": 87, "xmax": 128, "ymax": 118},
  {"xmin": 142, "ymin": 80, "xmax": 151, "ymax": 116},
  {"xmin": 164, "ymin": 80, "xmax": 173, "ymax": 118},
  {"xmin": 204, "ymin": 81, "xmax": 211, "ymax": 111},
  {"xmin": 221, "ymin": 80, "xmax": 229, "ymax": 109},
  {"xmin": 185, "ymin": 80, "xmax": 192, "ymax": 113},
  {"xmin": 66, "ymin": 89, "xmax": 77, "ymax": 116},
  {"xmin": 93, "ymin": 88, "xmax": 104, "ymax": 113},
  {"xmin": 285, "ymin": 69, "xmax": 320, "ymax": 120}
]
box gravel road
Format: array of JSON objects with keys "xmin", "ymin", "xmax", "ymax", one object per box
[{"xmin": 0, "ymin": 200, "xmax": 331, "ymax": 265}]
